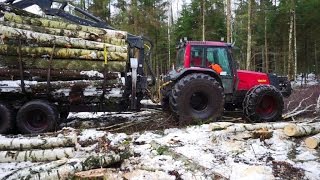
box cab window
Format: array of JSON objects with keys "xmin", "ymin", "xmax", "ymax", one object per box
[{"xmin": 206, "ymin": 47, "xmax": 231, "ymax": 75}]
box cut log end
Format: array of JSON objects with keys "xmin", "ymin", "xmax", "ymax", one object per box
[
  {"xmin": 284, "ymin": 124, "xmax": 297, "ymax": 137},
  {"xmin": 305, "ymin": 137, "xmax": 318, "ymax": 149}
]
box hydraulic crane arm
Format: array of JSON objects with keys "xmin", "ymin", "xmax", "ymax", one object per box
[{"xmin": 5, "ymin": 0, "xmax": 113, "ymax": 29}]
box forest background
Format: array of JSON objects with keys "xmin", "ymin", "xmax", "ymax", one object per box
[{"xmin": 12, "ymin": 0, "xmax": 320, "ymax": 80}]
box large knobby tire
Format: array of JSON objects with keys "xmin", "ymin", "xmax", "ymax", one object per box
[
  {"xmin": 0, "ymin": 103, "xmax": 13, "ymax": 134},
  {"xmin": 160, "ymin": 85, "xmax": 171, "ymax": 112},
  {"xmin": 170, "ymin": 73, "xmax": 224, "ymax": 124},
  {"xmin": 243, "ymin": 85, "xmax": 284, "ymax": 122},
  {"xmin": 16, "ymin": 100, "xmax": 58, "ymax": 134}
]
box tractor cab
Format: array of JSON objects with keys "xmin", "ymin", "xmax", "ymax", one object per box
[{"xmin": 174, "ymin": 41, "xmax": 237, "ymax": 96}]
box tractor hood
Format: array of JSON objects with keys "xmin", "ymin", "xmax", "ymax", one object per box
[{"xmin": 237, "ymin": 70, "xmax": 270, "ymax": 91}]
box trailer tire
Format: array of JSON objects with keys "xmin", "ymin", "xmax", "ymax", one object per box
[
  {"xmin": 243, "ymin": 85, "xmax": 283, "ymax": 122},
  {"xmin": 16, "ymin": 100, "xmax": 58, "ymax": 134},
  {"xmin": 0, "ymin": 103, "xmax": 13, "ymax": 134},
  {"xmin": 160, "ymin": 86, "xmax": 171, "ymax": 112},
  {"xmin": 170, "ymin": 73, "xmax": 224, "ymax": 124}
]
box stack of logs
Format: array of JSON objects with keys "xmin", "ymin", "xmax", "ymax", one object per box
[
  {"xmin": 0, "ymin": 7, "xmax": 128, "ymax": 83},
  {"xmin": 0, "ymin": 129, "xmax": 131, "ymax": 179},
  {"xmin": 284, "ymin": 123, "xmax": 320, "ymax": 149}
]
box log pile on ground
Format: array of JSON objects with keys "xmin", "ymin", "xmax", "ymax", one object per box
[
  {"xmin": 0, "ymin": 7, "xmax": 128, "ymax": 95},
  {"xmin": 0, "ymin": 128, "xmax": 131, "ymax": 179}
]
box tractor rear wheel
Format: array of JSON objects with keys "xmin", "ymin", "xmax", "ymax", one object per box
[
  {"xmin": 16, "ymin": 100, "xmax": 58, "ymax": 134},
  {"xmin": 243, "ymin": 85, "xmax": 283, "ymax": 122},
  {"xmin": 0, "ymin": 102, "xmax": 13, "ymax": 134},
  {"xmin": 170, "ymin": 73, "xmax": 224, "ymax": 124}
]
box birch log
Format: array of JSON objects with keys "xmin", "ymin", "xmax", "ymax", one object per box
[
  {"xmin": 284, "ymin": 123, "xmax": 320, "ymax": 137},
  {"xmin": 226, "ymin": 122, "xmax": 289, "ymax": 133},
  {"xmin": 0, "ymin": 4, "xmax": 41, "ymax": 18},
  {"xmin": 0, "ymin": 45, "xmax": 128, "ymax": 61},
  {"xmin": 4, "ymin": 13, "xmax": 127, "ymax": 39},
  {"xmin": 0, "ymin": 25, "xmax": 128, "ymax": 52},
  {"xmin": 0, "ymin": 56, "xmax": 127, "ymax": 72},
  {"xmin": 5, "ymin": 151, "xmax": 130, "ymax": 180},
  {"xmin": 0, "ymin": 147, "xmax": 75, "ymax": 162},
  {"xmin": 0, "ymin": 21, "xmax": 126, "ymax": 46},
  {"xmin": 305, "ymin": 133, "xmax": 320, "ymax": 149},
  {"xmin": 0, "ymin": 135, "xmax": 76, "ymax": 151},
  {"xmin": 2, "ymin": 159, "xmax": 68, "ymax": 180}
]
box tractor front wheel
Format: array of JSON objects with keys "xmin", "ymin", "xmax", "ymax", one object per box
[
  {"xmin": 170, "ymin": 73, "xmax": 224, "ymax": 124},
  {"xmin": 243, "ymin": 85, "xmax": 283, "ymax": 122}
]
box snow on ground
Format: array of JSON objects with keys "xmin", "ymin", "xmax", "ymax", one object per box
[
  {"xmin": 1, "ymin": 120, "xmax": 320, "ymax": 179},
  {"xmin": 292, "ymin": 73, "xmax": 319, "ymax": 88}
]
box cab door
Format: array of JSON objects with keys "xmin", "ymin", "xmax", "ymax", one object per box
[{"xmin": 206, "ymin": 46, "xmax": 235, "ymax": 95}]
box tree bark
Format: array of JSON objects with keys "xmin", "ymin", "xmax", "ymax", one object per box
[
  {"xmin": 0, "ymin": 45, "xmax": 127, "ymax": 61},
  {"xmin": 288, "ymin": 0, "xmax": 294, "ymax": 80},
  {"xmin": 284, "ymin": 123, "xmax": 320, "ymax": 137},
  {"xmin": 226, "ymin": 0, "xmax": 232, "ymax": 43},
  {"xmin": 305, "ymin": 133, "xmax": 320, "ymax": 149},
  {"xmin": 4, "ymin": 13, "xmax": 127, "ymax": 39},
  {"xmin": 2, "ymin": 159, "xmax": 69, "ymax": 180},
  {"xmin": 0, "ymin": 136, "xmax": 76, "ymax": 151},
  {"xmin": 0, "ymin": 25, "xmax": 127, "ymax": 52},
  {"xmin": 0, "ymin": 56, "xmax": 126, "ymax": 72},
  {"xmin": 0, "ymin": 147, "xmax": 75, "ymax": 162},
  {"xmin": 226, "ymin": 122, "xmax": 289, "ymax": 133},
  {"xmin": 246, "ymin": 0, "xmax": 252, "ymax": 70},
  {"xmin": 1, "ymin": 21, "xmax": 126, "ymax": 46}
]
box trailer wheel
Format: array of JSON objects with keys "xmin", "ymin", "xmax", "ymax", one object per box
[
  {"xmin": 160, "ymin": 85, "xmax": 171, "ymax": 112},
  {"xmin": 16, "ymin": 100, "xmax": 58, "ymax": 134},
  {"xmin": 0, "ymin": 103, "xmax": 13, "ymax": 134},
  {"xmin": 170, "ymin": 73, "xmax": 224, "ymax": 124},
  {"xmin": 243, "ymin": 85, "xmax": 283, "ymax": 122}
]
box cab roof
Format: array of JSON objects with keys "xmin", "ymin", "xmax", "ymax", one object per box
[{"xmin": 186, "ymin": 41, "xmax": 228, "ymax": 46}]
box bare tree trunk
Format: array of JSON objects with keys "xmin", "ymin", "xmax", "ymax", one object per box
[
  {"xmin": 202, "ymin": 0, "xmax": 206, "ymax": 41},
  {"xmin": 227, "ymin": 0, "xmax": 232, "ymax": 43},
  {"xmin": 294, "ymin": 6, "xmax": 297, "ymax": 80},
  {"xmin": 264, "ymin": 0, "xmax": 269, "ymax": 72},
  {"xmin": 246, "ymin": 0, "xmax": 252, "ymax": 70},
  {"xmin": 288, "ymin": 0, "xmax": 294, "ymax": 80}
]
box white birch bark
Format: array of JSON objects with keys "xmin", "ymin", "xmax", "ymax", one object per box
[
  {"xmin": 4, "ymin": 13, "xmax": 127, "ymax": 40},
  {"xmin": 0, "ymin": 25, "xmax": 127, "ymax": 52},
  {"xmin": 226, "ymin": 122, "xmax": 289, "ymax": 133},
  {"xmin": 0, "ymin": 135, "xmax": 76, "ymax": 151},
  {"xmin": 305, "ymin": 133, "xmax": 320, "ymax": 149},
  {"xmin": 284, "ymin": 123, "xmax": 320, "ymax": 137},
  {"xmin": 0, "ymin": 147, "xmax": 75, "ymax": 162}
]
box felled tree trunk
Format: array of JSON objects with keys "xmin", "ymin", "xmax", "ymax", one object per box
[
  {"xmin": 284, "ymin": 123, "xmax": 320, "ymax": 137},
  {"xmin": 0, "ymin": 56, "xmax": 127, "ymax": 72},
  {"xmin": 0, "ymin": 136, "xmax": 76, "ymax": 151},
  {"xmin": 0, "ymin": 45, "xmax": 127, "ymax": 61},
  {"xmin": 0, "ymin": 147, "xmax": 75, "ymax": 162},
  {"xmin": 305, "ymin": 133, "xmax": 320, "ymax": 149},
  {"xmin": 0, "ymin": 25, "xmax": 127, "ymax": 52},
  {"xmin": 2, "ymin": 159, "xmax": 69, "ymax": 179},
  {"xmin": 0, "ymin": 4, "xmax": 41, "ymax": 18},
  {"xmin": 4, "ymin": 13, "xmax": 127, "ymax": 39},
  {"xmin": 226, "ymin": 122, "xmax": 289, "ymax": 133},
  {"xmin": 3, "ymin": 150, "xmax": 130, "ymax": 180},
  {"xmin": 1, "ymin": 21, "xmax": 126, "ymax": 46}
]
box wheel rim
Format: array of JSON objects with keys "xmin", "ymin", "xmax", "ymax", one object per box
[
  {"xmin": 256, "ymin": 95, "xmax": 277, "ymax": 117},
  {"xmin": 25, "ymin": 109, "xmax": 49, "ymax": 131},
  {"xmin": 190, "ymin": 92, "xmax": 208, "ymax": 111}
]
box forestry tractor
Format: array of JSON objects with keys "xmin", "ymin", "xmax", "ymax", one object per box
[
  {"xmin": 160, "ymin": 41, "xmax": 292, "ymax": 124},
  {"xmin": 0, "ymin": 0, "xmax": 291, "ymax": 134}
]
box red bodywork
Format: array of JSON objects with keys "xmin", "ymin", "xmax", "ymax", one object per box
[{"xmin": 237, "ymin": 70, "xmax": 270, "ymax": 91}]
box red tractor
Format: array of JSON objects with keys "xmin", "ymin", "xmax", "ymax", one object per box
[{"xmin": 161, "ymin": 41, "xmax": 292, "ymax": 123}]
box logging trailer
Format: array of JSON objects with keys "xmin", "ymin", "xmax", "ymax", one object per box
[{"xmin": 0, "ymin": 0, "xmax": 291, "ymax": 134}]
